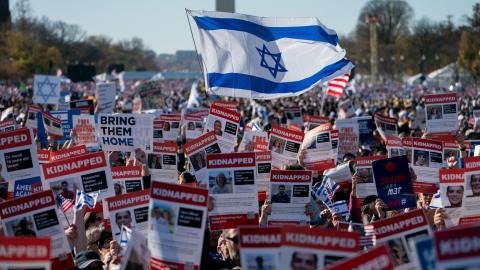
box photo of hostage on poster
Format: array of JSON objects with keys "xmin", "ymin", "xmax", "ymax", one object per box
[
  {"xmin": 354, "ymin": 155, "xmax": 387, "ymax": 198},
  {"xmin": 439, "ymin": 168, "xmax": 465, "ymax": 228},
  {"xmin": 159, "ymin": 114, "xmax": 181, "ymax": 142},
  {"xmin": 183, "ymin": 114, "xmax": 204, "ymax": 141},
  {"xmin": 424, "ymin": 92, "xmax": 458, "ymax": 138},
  {"xmin": 411, "ymin": 138, "xmax": 443, "ymax": 188},
  {"xmin": 205, "ymin": 102, "xmax": 241, "ymax": 153},
  {"xmin": 147, "ymin": 142, "xmax": 178, "ymax": 183},
  {"xmin": 207, "ymin": 152, "xmax": 259, "ymax": 230}
]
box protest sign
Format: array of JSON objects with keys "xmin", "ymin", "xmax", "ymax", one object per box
[
  {"xmin": 301, "ymin": 124, "xmax": 337, "ymax": 173},
  {"xmin": 37, "ymin": 149, "xmax": 50, "ymax": 164},
  {"xmin": 424, "ymin": 92, "xmax": 458, "ymax": 137},
  {"xmin": 111, "ymin": 165, "xmax": 144, "ymax": 195},
  {"xmin": 255, "ymin": 151, "xmax": 272, "ymax": 201},
  {"xmin": 413, "ymin": 236, "xmax": 436, "ymax": 270},
  {"xmin": 26, "ymin": 105, "xmax": 42, "ymax": 134},
  {"xmin": 11, "ymin": 176, "xmax": 43, "ymax": 199},
  {"xmin": 338, "ymin": 99, "xmax": 356, "ymax": 119},
  {"xmin": 355, "ymin": 155, "xmax": 387, "ymax": 198},
  {"xmin": 153, "ymin": 118, "xmax": 164, "ymax": 142},
  {"xmin": 269, "ymin": 170, "xmax": 312, "ymax": 224},
  {"xmin": 466, "ymin": 140, "xmax": 480, "ymax": 157},
  {"xmin": 0, "ymin": 236, "xmax": 51, "ymax": 270},
  {"xmin": 205, "ymin": 102, "xmax": 241, "ymax": 153},
  {"xmin": 439, "ymin": 168, "xmax": 465, "ymax": 227},
  {"xmin": 285, "ymin": 107, "xmax": 303, "ymax": 127},
  {"xmin": 48, "ymin": 145, "xmax": 87, "ymax": 163},
  {"xmin": 97, "ymin": 113, "xmax": 154, "ymax": 151},
  {"xmin": 411, "ymin": 138, "xmax": 443, "ymax": 187},
  {"xmin": 281, "ymin": 226, "xmax": 360, "ymax": 269},
  {"xmin": 304, "ymin": 115, "xmax": 330, "ymax": 131},
  {"xmin": 106, "ymin": 189, "xmax": 150, "ymax": 241},
  {"xmin": 0, "ymin": 191, "xmax": 74, "ymax": 269},
  {"xmin": 268, "ymin": 125, "xmax": 304, "ymax": 169},
  {"xmin": 50, "ymin": 109, "xmax": 80, "ymax": 142},
  {"xmin": 0, "ymin": 118, "xmax": 16, "ymax": 132},
  {"xmin": 212, "ymin": 100, "xmax": 238, "ymax": 111},
  {"xmin": 239, "ymin": 226, "xmax": 281, "ymax": 270},
  {"xmin": 442, "ymin": 140, "xmax": 460, "ymax": 167},
  {"xmin": 33, "ymin": 75, "xmax": 60, "ymax": 105},
  {"xmin": 41, "ymin": 151, "xmax": 113, "ymax": 225},
  {"xmin": 72, "ymin": 114, "xmax": 97, "ymax": 147},
  {"xmin": 239, "ymin": 130, "xmax": 269, "ymax": 152},
  {"xmin": 462, "ymin": 159, "xmax": 480, "ymax": 216},
  {"xmin": 148, "ymin": 181, "xmax": 208, "ymax": 270},
  {"xmin": 336, "ymin": 116, "xmax": 374, "ymax": 162},
  {"xmin": 96, "ymin": 82, "xmax": 116, "ymax": 113},
  {"xmin": 183, "ymin": 114, "xmax": 204, "ymax": 141},
  {"xmin": 0, "ymin": 128, "xmax": 40, "ymax": 182},
  {"xmin": 42, "ymin": 112, "xmax": 63, "ymax": 140},
  {"xmin": 148, "ymin": 142, "xmax": 178, "ymax": 183},
  {"xmin": 159, "ymin": 114, "xmax": 182, "ymax": 142},
  {"xmin": 434, "ymin": 224, "xmax": 480, "ymax": 270},
  {"xmin": 386, "ymin": 136, "xmax": 406, "ymax": 158},
  {"xmin": 373, "ymin": 155, "xmax": 416, "ymax": 210},
  {"xmin": 364, "ymin": 209, "xmax": 432, "ymax": 270},
  {"xmin": 327, "ymin": 245, "xmax": 394, "ymax": 270},
  {"xmin": 336, "ymin": 221, "xmax": 373, "ymax": 249},
  {"xmin": 207, "ymin": 152, "xmax": 258, "ymax": 230},
  {"xmin": 70, "ymin": 99, "xmax": 94, "ymax": 114},
  {"xmin": 184, "ymin": 131, "xmax": 221, "ymax": 185},
  {"xmin": 374, "ymin": 113, "xmax": 398, "ymax": 141}
]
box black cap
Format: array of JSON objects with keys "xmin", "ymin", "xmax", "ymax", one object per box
[
  {"xmin": 74, "ymin": 251, "xmax": 104, "ymax": 269},
  {"xmin": 362, "ymin": 195, "xmax": 379, "ymax": 207}
]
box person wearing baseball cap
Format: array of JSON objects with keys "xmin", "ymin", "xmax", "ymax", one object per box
[{"xmin": 74, "ymin": 250, "xmax": 104, "ymax": 270}]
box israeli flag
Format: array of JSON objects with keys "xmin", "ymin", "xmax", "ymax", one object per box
[
  {"xmin": 189, "ymin": 10, "xmax": 353, "ymax": 99},
  {"xmin": 75, "ymin": 190, "xmax": 99, "ymax": 210},
  {"xmin": 429, "ymin": 190, "xmax": 443, "ymax": 209}
]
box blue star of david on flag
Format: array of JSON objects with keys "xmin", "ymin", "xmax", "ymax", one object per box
[
  {"xmin": 34, "ymin": 75, "xmax": 59, "ymax": 104},
  {"xmin": 256, "ymin": 44, "xmax": 287, "ymax": 79}
]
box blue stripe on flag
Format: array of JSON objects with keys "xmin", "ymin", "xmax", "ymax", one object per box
[
  {"xmin": 207, "ymin": 58, "xmax": 350, "ymax": 94},
  {"xmin": 193, "ymin": 16, "xmax": 339, "ymax": 45}
]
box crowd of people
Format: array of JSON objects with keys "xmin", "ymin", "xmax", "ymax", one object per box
[{"xmin": 1, "ymin": 76, "xmax": 480, "ymax": 270}]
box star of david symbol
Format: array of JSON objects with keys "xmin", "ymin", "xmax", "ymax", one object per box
[
  {"xmin": 35, "ymin": 76, "xmax": 59, "ymax": 103},
  {"xmin": 384, "ymin": 161, "xmax": 397, "ymax": 172},
  {"xmin": 256, "ymin": 44, "xmax": 287, "ymax": 79}
]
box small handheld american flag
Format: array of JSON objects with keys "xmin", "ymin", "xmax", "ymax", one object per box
[{"xmin": 56, "ymin": 193, "xmax": 74, "ymax": 212}]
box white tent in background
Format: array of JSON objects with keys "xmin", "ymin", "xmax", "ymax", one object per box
[
  {"xmin": 406, "ymin": 73, "xmax": 424, "ymax": 85},
  {"xmin": 427, "ymin": 63, "xmax": 456, "ymax": 88}
]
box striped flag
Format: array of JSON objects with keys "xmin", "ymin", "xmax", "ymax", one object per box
[
  {"xmin": 75, "ymin": 190, "xmax": 98, "ymax": 210},
  {"xmin": 314, "ymin": 176, "xmax": 339, "ymax": 204},
  {"xmin": 56, "ymin": 193, "xmax": 74, "ymax": 212},
  {"xmin": 429, "ymin": 190, "xmax": 442, "ymax": 208},
  {"xmin": 326, "ymin": 73, "xmax": 350, "ymax": 98},
  {"xmin": 327, "ymin": 200, "xmax": 348, "ymax": 217}
]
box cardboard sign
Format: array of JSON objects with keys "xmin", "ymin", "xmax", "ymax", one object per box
[
  {"xmin": 285, "ymin": 107, "xmax": 303, "ymax": 127},
  {"xmin": 148, "ymin": 142, "xmax": 178, "ymax": 183},
  {"xmin": 207, "ymin": 152, "xmax": 258, "ymax": 230},
  {"xmin": 97, "ymin": 114, "xmax": 154, "ymax": 151},
  {"xmin": 50, "ymin": 109, "xmax": 81, "ymax": 142},
  {"xmin": 355, "ymin": 155, "xmax": 387, "ymax": 198},
  {"xmin": 184, "ymin": 131, "xmax": 222, "ymax": 185},
  {"xmin": 439, "ymin": 168, "xmax": 465, "ymax": 227},
  {"xmin": 148, "ymin": 181, "xmax": 208, "ymax": 270},
  {"xmin": 255, "ymin": 151, "xmax": 272, "ymax": 200},
  {"xmin": 0, "ymin": 191, "xmax": 74, "ymax": 269},
  {"xmin": 183, "ymin": 114, "xmax": 204, "ymax": 141},
  {"xmin": 106, "ymin": 189, "xmax": 150, "ymax": 242},
  {"xmin": 411, "ymin": 138, "xmax": 443, "ymax": 187},
  {"xmin": 435, "ymin": 224, "xmax": 480, "ymax": 269},
  {"xmin": 281, "ymin": 226, "xmax": 360, "ymax": 269},
  {"xmin": 49, "ymin": 145, "xmax": 87, "ymax": 162},
  {"xmin": 373, "ymin": 155, "xmax": 416, "ymax": 210},
  {"xmin": 304, "ymin": 115, "xmax": 330, "ymax": 131},
  {"xmin": 239, "ymin": 227, "xmax": 281, "ymax": 270},
  {"xmin": 374, "ymin": 113, "xmax": 398, "ymax": 141},
  {"xmin": 0, "ymin": 128, "xmax": 40, "ymax": 182},
  {"xmin": 327, "ymin": 245, "xmax": 394, "ymax": 270},
  {"xmin": 302, "ymin": 124, "xmax": 337, "ymax": 173},
  {"xmin": 11, "ymin": 176, "xmax": 43, "ymax": 199},
  {"xmin": 96, "ymin": 82, "xmax": 116, "ymax": 113},
  {"xmin": 205, "ymin": 103, "xmax": 241, "ymax": 153},
  {"xmin": 336, "ymin": 116, "xmax": 374, "ymax": 162},
  {"xmin": 269, "ymin": 170, "xmax": 312, "ymax": 225},
  {"xmin": 33, "ymin": 75, "xmax": 60, "ymax": 105},
  {"xmin": 0, "ymin": 236, "xmax": 51, "ymax": 270},
  {"xmin": 269, "ymin": 125, "xmax": 304, "ymax": 169},
  {"xmin": 365, "ymin": 209, "xmax": 431, "ymax": 270},
  {"xmin": 386, "ymin": 136, "xmax": 407, "ymax": 158},
  {"xmin": 111, "ymin": 165, "xmax": 144, "ymax": 195},
  {"xmin": 72, "ymin": 114, "xmax": 98, "ymax": 147},
  {"xmin": 239, "ymin": 130, "xmax": 269, "ymax": 152},
  {"xmin": 159, "ymin": 114, "xmax": 182, "ymax": 142},
  {"xmin": 0, "ymin": 118, "xmax": 16, "ymax": 132},
  {"xmin": 424, "ymin": 92, "xmax": 458, "ymax": 137}
]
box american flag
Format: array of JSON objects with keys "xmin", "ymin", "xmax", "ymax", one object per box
[
  {"xmin": 326, "ymin": 73, "xmax": 350, "ymax": 98},
  {"xmin": 56, "ymin": 193, "xmax": 74, "ymax": 212}
]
